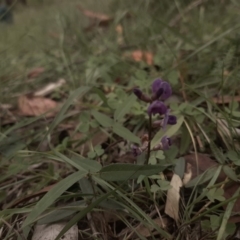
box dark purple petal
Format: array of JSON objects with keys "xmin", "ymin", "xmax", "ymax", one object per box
[
  {"xmin": 161, "ymin": 136, "xmax": 172, "ymax": 150},
  {"xmin": 151, "ymin": 79, "xmax": 172, "ymax": 101},
  {"xmin": 154, "ymin": 87, "xmax": 164, "ymax": 100},
  {"xmin": 131, "ymin": 145, "xmax": 141, "ymax": 157},
  {"xmin": 133, "ymin": 88, "xmax": 143, "ymax": 99},
  {"xmin": 167, "ymin": 115, "xmax": 177, "ymax": 125},
  {"xmin": 147, "ymin": 101, "xmax": 167, "ymax": 116},
  {"xmin": 160, "ymin": 82, "xmax": 172, "ymax": 100},
  {"xmin": 151, "ymin": 79, "xmax": 163, "ymax": 94}
]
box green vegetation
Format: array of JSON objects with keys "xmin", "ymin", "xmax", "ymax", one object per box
[{"xmin": 1, "ymin": 0, "xmax": 240, "ymax": 239}]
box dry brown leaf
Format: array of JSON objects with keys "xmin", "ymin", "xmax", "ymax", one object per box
[
  {"xmin": 183, "ymin": 153, "xmax": 240, "ymax": 223},
  {"xmin": 136, "ymin": 218, "xmax": 168, "ymax": 237},
  {"xmin": 77, "ymin": 5, "xmax": 112, "ymax": 23},
  {"xmin": 18, "ymin": 95, "xmax": 58, "ymax": 117},
  {"xmin": 144, "ymin": 51, "xmax": 154, "ymax": 65},
  {"xmin": 32, "ymin": 223, "xmax": 78, "ymax": 240},
  {"xmin": 27, "ymin": 67, "xmax": 45, "ymax": 79},
  {"xmin": 212, "ymin": 95, "xmax": 240, "ymax": 104},
  {"xmin": 183, "ymin": 162, "xmax": 192, "ymax": 185},
  {"xmin": 34, "ymin": 78, "xmax": 66, "ymax": 97},
  {"xmin": 165, "ymin": 173, "xmax": 183, "ymax": 222},
  {"xmin": 131, "ymin": 50, "xmax": 144, "ymax": 62},
  {"xmin": 131, "ymin": 50, "xmax": 154, "ymax": 65},
  {"xmin": 115, "ymin": 24, "xmax": 124, "ymax": 45},
  {"xmin": 69, "ymin": 129, "xmax": 108, "ymax": 155}
]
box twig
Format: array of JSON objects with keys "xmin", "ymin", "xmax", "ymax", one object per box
[{"xmin": 147, "ymin": 114, "xmax": 152, "ymax": 162}]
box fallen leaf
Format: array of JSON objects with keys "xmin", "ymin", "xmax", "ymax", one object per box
[
  {"xmin": 34, "ymin": 78, "xmax": 66, "ymax": 97},
  {"xmin": 77, "ymin": 5, "xmax": 112, "ymax": 25},
  {"xmin": 32, "ymin": 223, "xmax": 78, "ymax": 240},
  {"xmin": 115, "ymin": 24, "xmax": 124, "ymax": 45},
  {"xmin": 18, "ymin": 95, "xmax": 58, "ymax": 117},
  {"xmin": 165, "ymin": 173, "xmax": 183, "ymax": 221},
  {"xmin": 27, "ymin": 67, "xmax": 45, "ymax": 79},
  {"xmin": 182, "ymin": 162, "xmax": 192, "ymax": 185},
  {"xmin": 184, "ymin": 154, "xmax": 220, "ymax": 180},
  {"xmin": 69, "ymin": 129, "xmax": 108, "ymax": 155},
  {"xmin": 212, "ymin": 95, "xmax": 240, "ymax": 104},
  {"xmin": 144, "ymin": 51, "xmax": 154, "ymax": 65},
  {"xmin": 118, "ymin": 214, "xmax": 168, "ymax": 238},
  {"xmin": 136, "ymin": 218, "xmax": 168, "ymax": 237},
  {"xmin": 183, "ymin": 153, "xmax": 240, "ymax": 223},
  {"xmin": 131, "ymin": 50, "xmax": 144, "ymax": 62},
  {"xmin": 131, "ymin": 50, "xmax": 154, "ymax": 65}
]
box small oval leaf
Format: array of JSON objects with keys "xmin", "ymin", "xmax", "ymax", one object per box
[
  {"xmin": 91, "ymin": 110, "xmax": 113, "ymax": 128},
  {"xmin": 113, "ymin": 123, "xmax": 140, "ymax": 144}
]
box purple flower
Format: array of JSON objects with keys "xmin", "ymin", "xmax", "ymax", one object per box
[
  {"xmin": 151, "ymin": 79, "xmax": 172, "ymax": 101},
  {"xmin": 133, "ymin": 88, "xmax": 143, "ymax": 99},
  {"xmin": 162, "ymin": 110, "xmax": 177, "ymax": 129},
  {"xmin": 147, "ymin": 101, "xmax": 167, "ymax": 116},
  {"xmin": 160, "ymin": 82, "xmax": 172, "ymax": 100},
  {"xmin": 152, "ymin": 79, "xmax": 163, "ymax": 94},
  {"xmin": 133, "ymin": 88, "xmax": 151, "ymax": 103},
  {"xmin": 131, "ymin": 145, "xmax": 141, "ymax": 157},
  {"xmin": 161, "ymin": 136, "xmax": 172, "ymax": 150},
  {"xmin": 167, "ymin": 115, "xmax": 177, "ymax": 125}
]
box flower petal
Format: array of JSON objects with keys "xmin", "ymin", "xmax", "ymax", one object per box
[
  {"xmin": 167, "ymin": 115, "xmax": 177, "ymax": 125},
  {"xmin": 161, "ymin": 136, "xmax": 172, "ymax": 150},
  {"xmin": 133, "ymin": 88, "xmax": 143, "ymax": 99},
  {"xmin": 147, "ymin": 101, "xmax": 167, "ymax": 116},
  {"xmin": 160, "ymin": 82, "xmax": 172, "ymax": 100},
  {"xmin": 151, "ymin": 79, "xmax": 163, "ymax": 94},
  {"xmin": 131, "ymin": 145, "xmax": 141, "ymax": 157}
]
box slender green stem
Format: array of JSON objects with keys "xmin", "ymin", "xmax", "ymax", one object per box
[{"xmin": 147, "ymin": 114, "xmax": 152, "ymax": 162}]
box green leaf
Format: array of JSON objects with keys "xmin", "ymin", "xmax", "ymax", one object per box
[
  {"xmin": 112, "ymin": 123, "xmax": 140, "ymax": 144},
  {"xmin": 214, "ymin": 188, "xmax": 225, "ymax": 202},
  {"xmin": 223, "ymin": 165, "xmax": 238, "ymax": 182},
  {"xmin": 91, "ymin": 110, "xmax": 113, "ymax": 128},
  {"xmin": 38, "ymin": 200, "xmax": 86, "ymax": 224},
  {"xmin": 206, "ymin": 188, "xmax": 216, "ymax": 202},
  {"xmin": 87, "ymin": 151, "xmax": 96, "ymax": 159},
  {"xmin": 179, "ymin": 124, "xmax": 191, "ymax": 154},
  {"xmin": 167, "ymin": 70, "xmax": 178, "ymax": 85},
  {"xmin": 174, "ymin": 157, "xmax": 186, "ymax": 179},
  {"xmin": 23, "ymin": 170, "xmax": 86, "ymax": 227},
  {"xmin": 210, "ymin": 141, "xmax": 225, "ymax": 164},
  {"xmin": 210, "ymin": 215, "xmax": 221, "ymax": 230},
  {"xmin": 157, "ymin": 179, "xmax": 171, "ymax": 191},
  {"xmin": 78, "ymin": 122, "xmax": 89, "ymax": 133},
  {"xmin": 151, "ymin": 115, "xmax": 184, "ymax": 149},
  {"xmin": 217, "ymin": 187, "xmax": 240, "ymax": 240},
  {"xmin": 164, "ymin": 145, "xmax": 178, "ymax": 160},
  {"xmin": 114, "ymin": 94, "xmax": 136, "ymax": 122},
  {"xmin": 47, "ymin": 86, "xmax": 90, "ymax": 134},
  {"xmin": 79, "ymin": 177, "xmax": 94, "ymax": 196},
  {"xmin": 99, "ymin": 163, "xmax": 169, "ymax": 181},
  {"xmin": 151, "ymin": 184, "xmax": 161, "ymax": 193},
  {"xmin": 185, "ymin": 167, "xmax": 217, "ymax": 188},
  {"xmin": 92, "ymin": 87, "xmax": 109, "ymax": 107},
  {"xmin": 149, "ymin": 154, "xmax": 157, "ymax": 165},
  {"xmin": 72, "ymin": 155, "xmax": 102, "ymax": 172},
  {"xmin": 226, "ymin": 150, "xmax": 240, "ymax": 165},
  {"xmin": 51, "ymin": 152, "xmax": 102, "ymax": 173}
]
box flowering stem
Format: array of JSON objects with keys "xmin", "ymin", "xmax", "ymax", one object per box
[{"xmin": 147, "ymin": 114, "xmax": 152, "ymax": 162}]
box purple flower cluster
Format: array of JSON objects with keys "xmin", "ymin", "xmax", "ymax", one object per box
[{"xmin": 132, "ymin": 79, "xmax": 177, "ymax": 153}]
